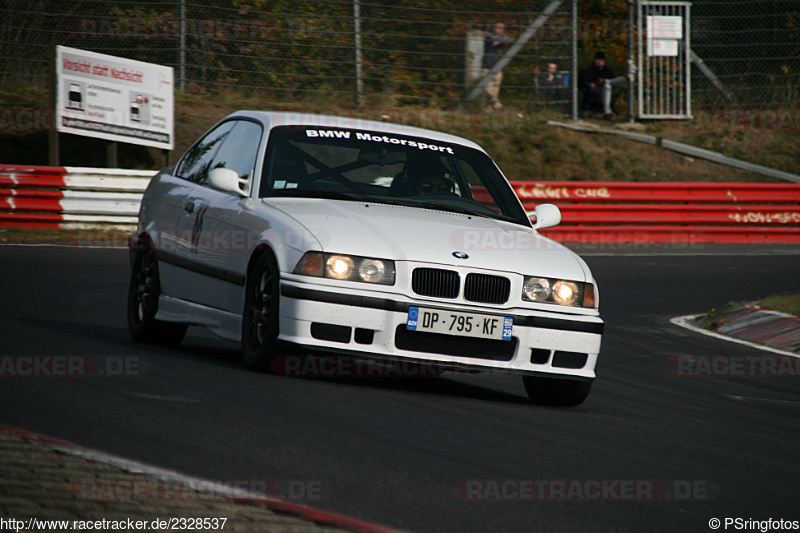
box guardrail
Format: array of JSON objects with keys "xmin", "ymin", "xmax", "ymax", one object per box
[
  {"xmin": 514, "ymin": 181, "xmax": 800, "ymax": 244},
  {"xmin": 0, "ymin": 165, "xmax": 151, "ymax": 229},
  {"xmin": 1, "ymin": 165, "xmax": 799, "ymax": 243}
]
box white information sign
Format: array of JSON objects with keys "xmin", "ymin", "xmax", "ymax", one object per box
[
  {"xmin": 647, "ymin": 16, "xmax": 683, "ymax": 39},
  {"xmin": 646, "ymin": 16, "xmax": 682, "ymax": 57},
  {"xmin": 648, "ymin": 39, "xmax": 679, "ymax": 57},
  {"xmin": 56, "ymin": 46, "xmax": 174, "ymax": 150}
]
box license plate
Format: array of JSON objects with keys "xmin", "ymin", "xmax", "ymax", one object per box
[{"xmin": 406, "ymin": 306, "xmax": 513, "ymax": 341}]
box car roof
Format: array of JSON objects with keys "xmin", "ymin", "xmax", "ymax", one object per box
[{"xmin": 226, "ymin": 110, "xmax": 486, "ymax": 153}]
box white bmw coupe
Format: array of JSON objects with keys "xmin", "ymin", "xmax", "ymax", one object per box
[{"xmin": 128, "ymin": 111, "xmax": 603, "ymax": 406}]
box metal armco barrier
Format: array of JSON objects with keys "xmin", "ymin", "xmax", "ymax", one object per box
[
  {"xmin": 0, "ymin": 165, "xmax": 151, "ymax": 229},
  {"xmin": 1, "ymin": 165, "xmax": 799, "ymax": 244},
  {"xmin": 513, "ymin": 181, "xmax": 800, "ymax": 244}
]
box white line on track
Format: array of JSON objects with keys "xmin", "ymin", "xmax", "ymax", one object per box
[
  {"xmin": 129, "ymin": 393, "xmax": 201, "ymax": 403},
  {"xmin": 723, "ymin": 394, "xmax": 800, "ymax": 406},
  {"xmin": 0, "ymin": 425, "xmax": 403, "ymax": 533},
  {"xmin": 670, "ymin": 314, "xmax": 800, "ymax": 359}
]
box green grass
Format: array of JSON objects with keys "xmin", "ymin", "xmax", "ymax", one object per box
[
  {"xmin": 696, "ymin": 294, "xmax": 800, "ymax": 331},
  {"xmin": 757, "ymin": 293, "xmax": 800, "ymax": 317},
  {"xmin": 1, "ymin": 83, "xmax": 796, "ymax": 183}
]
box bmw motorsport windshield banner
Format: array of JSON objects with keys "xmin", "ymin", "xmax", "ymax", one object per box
[{"xmin": 56, "ymin": 45, "xmax": 174, "ymax": 150}]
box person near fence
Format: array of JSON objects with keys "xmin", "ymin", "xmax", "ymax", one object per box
[
  {"xmin": 539, "ymin": 62, "xmax": 562, "ymax": 87},
  {"xmin": 536, "ymin": 62, "xmax": 569, "ymax": 106},
  {"xmin": 480, "ymin": 22, "xmax": 514, "ymax": 111},
  {"xmin": 578, "ymin": 51, "xmax": 627, "ymax": 120}
]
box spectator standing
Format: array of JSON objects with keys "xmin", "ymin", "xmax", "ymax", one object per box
[{"xmin": 480, "ymin": 22, "xmax": 514, "ymax": 111}]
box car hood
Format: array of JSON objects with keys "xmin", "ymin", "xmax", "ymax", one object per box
[{"xmin": 264, "ymin": 198, "xmax": 587, "ymax": 281}]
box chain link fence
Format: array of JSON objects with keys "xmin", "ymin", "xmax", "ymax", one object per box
[
  {"xmin": 0, "ymin": 0, "xmax": 797, "ymax": 112},
  {"xmin": 691, "ymin": 0, "xmax": 800, "ymax": 109},
  {"xmin": 0, "ymin": 0, "xmax": 573, "ymax": 112}
]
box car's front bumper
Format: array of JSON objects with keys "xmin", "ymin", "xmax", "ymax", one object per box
[{"xmin": 277, "ymin": 279, "xmax": 603, "ymax": 380}]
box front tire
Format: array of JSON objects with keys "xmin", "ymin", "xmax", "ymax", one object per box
[
  {"xmin": 242, "ymin": 252, "xmax": 281, "ymax": 372},
  {"xmin": 523, "ymin": 375, "xmax": 592, "ymax": 407},
  {"xmin": 127, "ymin": 249, "xmax": 187, "ymax": 345}
]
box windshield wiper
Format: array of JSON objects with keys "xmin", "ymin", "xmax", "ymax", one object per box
[
  {"xmin": 270, "ymin": 189, "xmax": 368, "ymax": 201},
  {"xmin": 270, "ymin": 191, "xmax": 509, "ymax": 221},
  {"xmin": 414, "ymin": 201, "xmax": 499, "ymax": 219}
]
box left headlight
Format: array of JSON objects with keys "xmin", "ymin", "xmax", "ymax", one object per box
[
  {"xmin": 522, "ymin": 276, "xmax": 595, "ymax": 308},
  {"xmin": 293, "ymin": 252, "xmax": 395, "ymax": 286}
]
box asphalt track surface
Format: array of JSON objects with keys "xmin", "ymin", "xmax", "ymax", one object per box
[{"xmin": 1, "ymin": 245, "xmax": 799, "ymax": 532}]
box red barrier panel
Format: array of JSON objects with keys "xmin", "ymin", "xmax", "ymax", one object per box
[
  {"xmin": 511, "ymin": 181, "xmax": 800, "ymax": 204},
  {"xmin": 2, "ymin": 164, "xmax": 799, "ymax": 243},
  {"xmin": 513, "ymin": 181, "xmax": 800, "ymax": 244},
  {"xmin": 0, "ymin": 165, "xmax": 67, "ymax": 227},
  {"xmin": 551, "ymin": 205, "xmax": 800, "ymax": 226},
  {"xmin": 541, "ymin": 226, "xmax": 800, "ymax": 244}
]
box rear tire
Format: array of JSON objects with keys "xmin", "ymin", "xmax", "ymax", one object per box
[
  {"xmin": 242, "ymin": 252, "xmax": 281, "ymax": 372},
  {"xmin": 127, "ymin": 249, "xmax": 187, "ymax": 345},
  {"xmin": 523, "ymin": 375, "xmax": 592, "ymax": 407}
]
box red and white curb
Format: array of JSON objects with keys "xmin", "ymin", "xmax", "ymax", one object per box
[
  {"xmin": 0, "ymin": 425, "xmax": 403, "ymax": 533},
  {"xmin": 670, "ymin": 314, "xmax": 800, "ymax": 359}
]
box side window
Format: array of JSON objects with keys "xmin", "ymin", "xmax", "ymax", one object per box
[
  {"xmin": 209, "ymin": 121, "xmax": 263, "ymax": 182},
  {"xmin": 176, "ymin": 121, "xmax": 235, "ymax": 184}
]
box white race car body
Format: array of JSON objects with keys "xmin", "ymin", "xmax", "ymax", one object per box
[{"xmin": 131, "ymin": 111, "xmax": 603, "ymax": 393}]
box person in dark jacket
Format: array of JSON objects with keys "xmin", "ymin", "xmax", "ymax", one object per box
[
  {"xmin": 578, "ymin": 51, "xmax": 627, "ymax": 119},
  {"xmin": 481, "ymin": 22, "xmax": 514, "ymax": 111}
]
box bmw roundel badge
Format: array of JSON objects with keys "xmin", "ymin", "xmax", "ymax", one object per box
[{"xmin": 452, "ymin": 251, "xmax": 469, "ymax": 259}]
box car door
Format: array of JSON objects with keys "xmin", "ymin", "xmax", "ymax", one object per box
[
  {"xmin": 168, "ymin": 120, "xmax": 236, "ymax": 305},
  {"xmin": 171, "ymin": 119, "xmax": 264, "ymax": 312},
  {"xmin": 188, "ymin": 119, "xmax": 265, "ymax": 313}
]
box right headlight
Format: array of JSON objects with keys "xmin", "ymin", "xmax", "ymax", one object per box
[{"xmin": 522, "ymin": 276, "xmax": 595, "ymax": 308}]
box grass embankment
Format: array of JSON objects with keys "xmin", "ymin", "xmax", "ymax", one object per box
[
  {"xmin": 757, "ymin": 294, "xmax": 800, "ymax": 317},
  {"xmin": 1, "ymin": 85, "xmax": 797, "ymax": 182},
  {"xmin": 696, "ymin": 293, "xmax": 800, "ymax": 332}
]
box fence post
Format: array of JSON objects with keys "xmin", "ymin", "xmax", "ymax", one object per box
[
  {"xmin": 354, "ymin": 0, "xmax": 364, "ymax": 107},
  {"xmin": 463, "ymin": 0, "xmax": 564, "ymax": 104},
  {"xmin": 571, "ymin": 0, "xmax": 578, "ymax": 121},
  {"xmin": 628, "ymin": 0, "xmax": 635, "ymax": 121},
  {"xmin": 179, "ymin": 0, "xmax": 186, "ymax": 93},
  {"xmin": 48, "ymin": 46, "xmax": 59, "ymax": 166}
]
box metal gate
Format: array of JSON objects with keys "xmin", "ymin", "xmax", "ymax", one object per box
[{"xmin": 636, "ymin": 1, "xmax": 692, "ymax": 119}]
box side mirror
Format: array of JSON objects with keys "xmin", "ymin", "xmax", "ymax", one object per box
[
  {"xmin": 527, "ymin": 203, "xmax": 561, "ymax": 230},
  {"xmin": 208, "ymin": 167, "xmax": 247, "ymax": 197}
]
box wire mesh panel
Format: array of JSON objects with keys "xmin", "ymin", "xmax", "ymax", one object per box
[
  {"xmin": 0, "ymin": 0, "xmax": 574, "ymax": 110},
  {"xmin": 636, "ymin": 1, "xmax": 692, "ymax": 119},
  {"xmin": 690, "ymin": 0, "xmax": 800, "ymax": 109}
]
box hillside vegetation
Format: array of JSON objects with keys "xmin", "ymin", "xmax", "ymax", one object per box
[{"xmin": 0, "ymin": 85, "xmax": 796, "ymax": 182}]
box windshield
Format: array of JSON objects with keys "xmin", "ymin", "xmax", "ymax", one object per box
[{"xmin": 259, "ymin": 126, "xmax": 530, "ymax": 226}]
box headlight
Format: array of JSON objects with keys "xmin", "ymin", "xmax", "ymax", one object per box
[
  {"xmin": 326, "ymin": 255, "xmax": 354, "ymax": 279},
  {"xmin": 522, "ymin": 277, "xmax": 551, "ymax": 302},
  {"xmin": 294, "ymin": 252, "xmax": 395, "ymax": 285},
  {"xmin": 522, "ymin": 276, "xmax": 595, "ymax": 308},
  {"xmin": 552, "ymin": 280, "xmax": 579, "ymax": 306}
]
